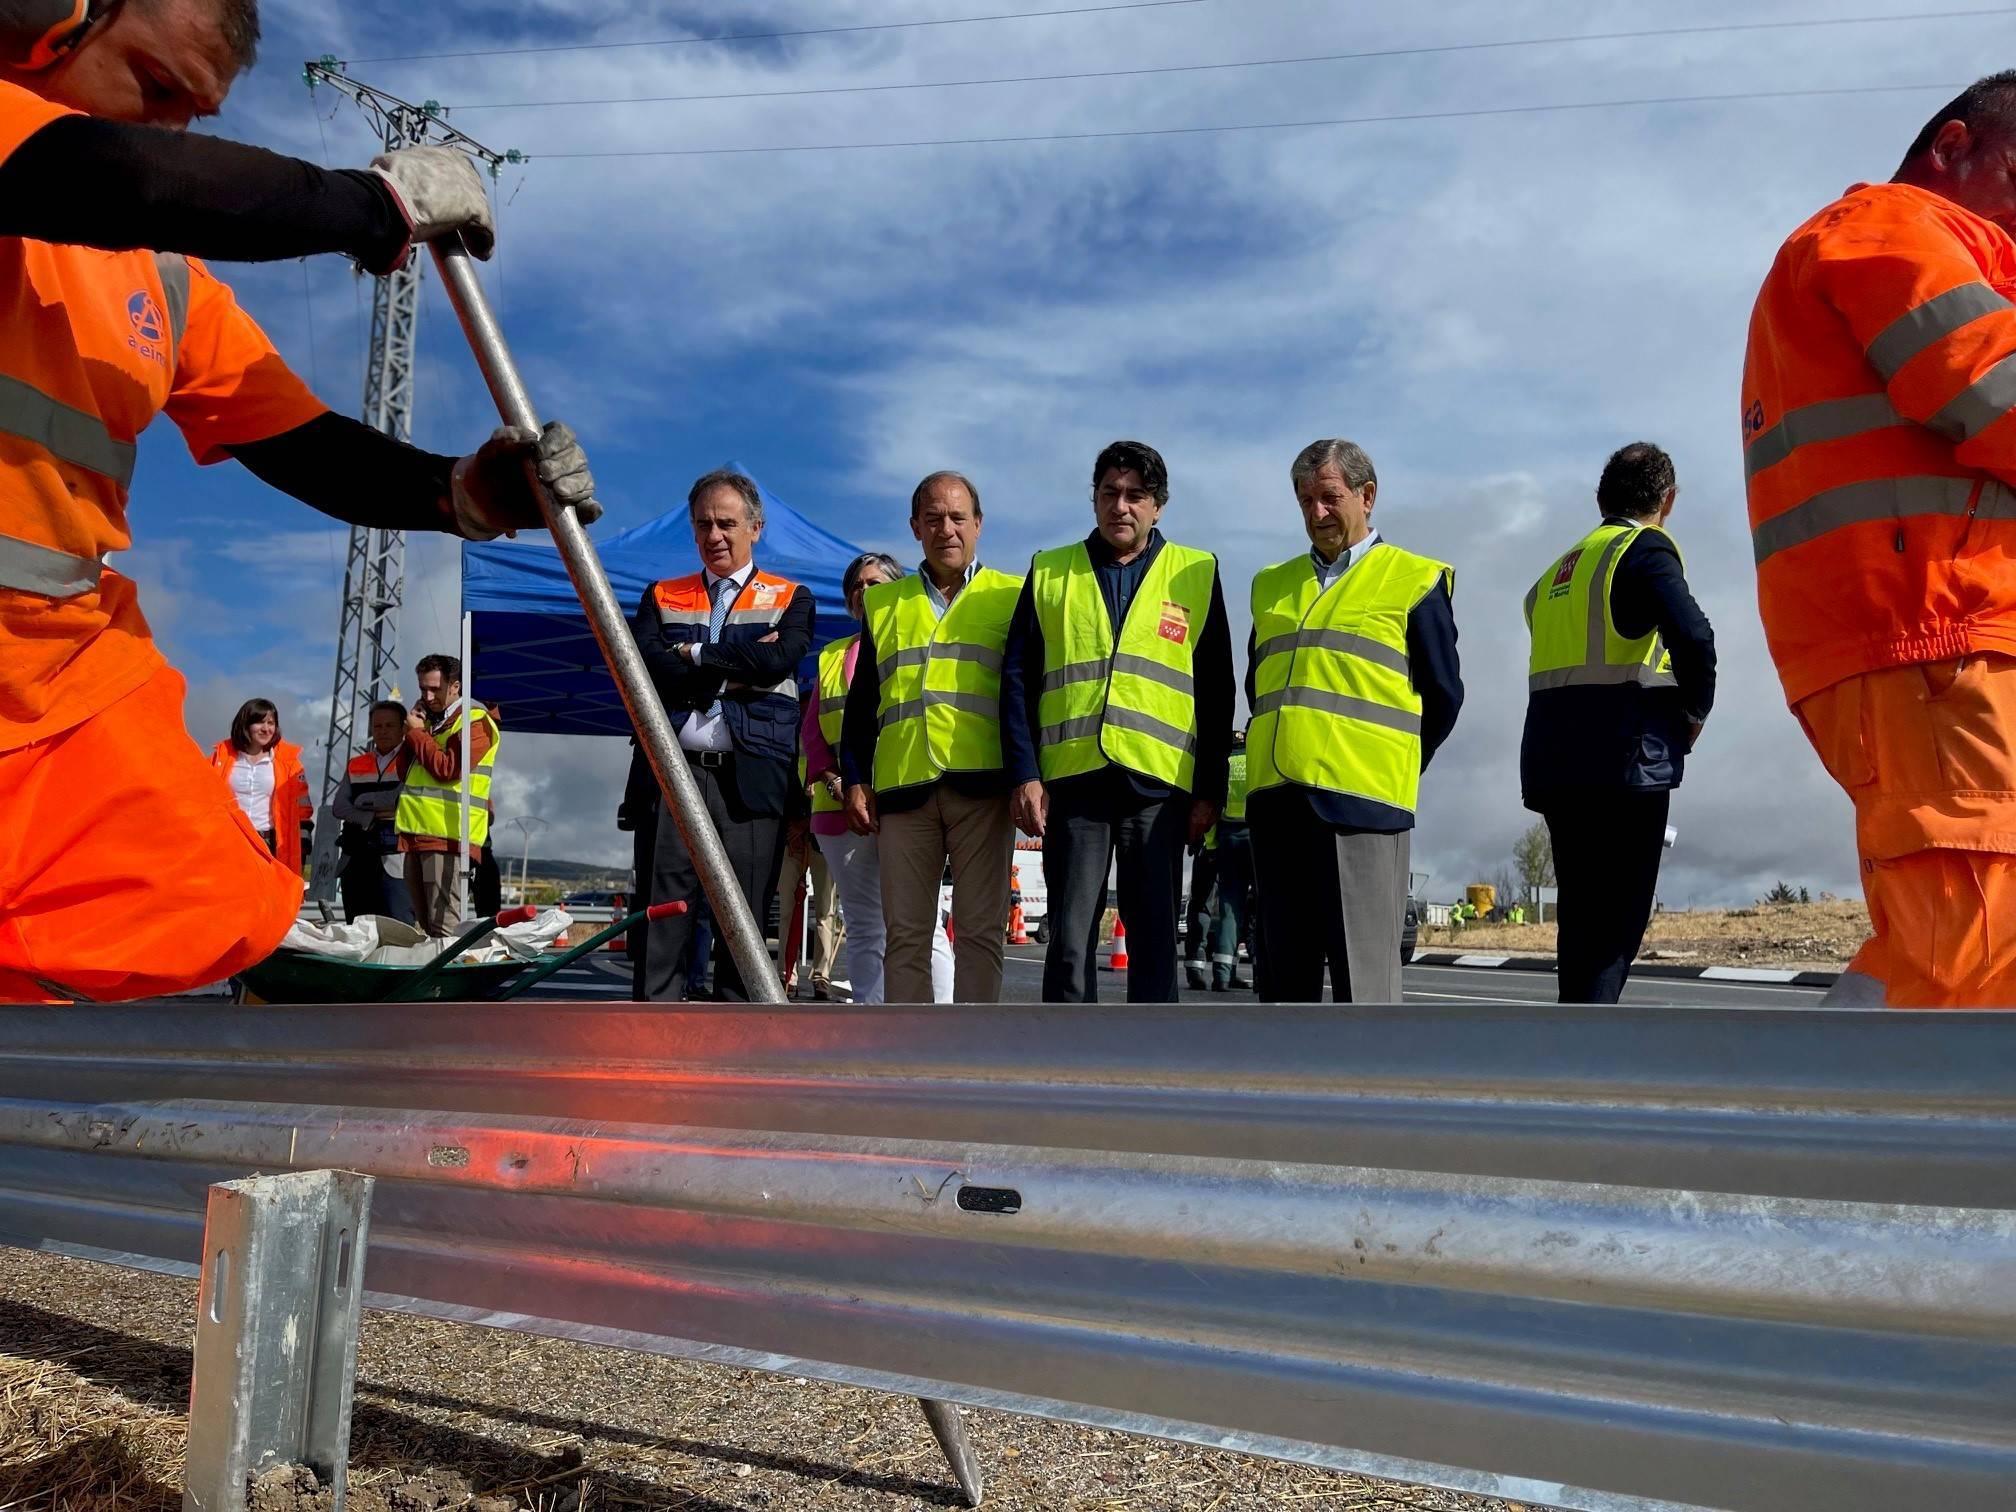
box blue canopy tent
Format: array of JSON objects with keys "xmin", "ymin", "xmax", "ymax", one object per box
[{"xmin": 460, "ymin": 464, "xmax": 866, "ymax": 736}]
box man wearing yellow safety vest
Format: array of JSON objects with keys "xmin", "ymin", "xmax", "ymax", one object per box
[
  {"xmin": 1206, "ymin": 729, "xmax": 1253, "ymax": 992},
  {"xmin": 800, "ymin": 551, "xmax": 954, "ymax": 1005},
  {"xmin": 1246, "ymin": 439, "xmax": 1463, "ymax": 1003},
  {"xmin": 1521, "ymin": 443, "xmax": 1715, "ymax": 1003},
  {"xmin": 842, "ymin": 471, "xmax": 1023, "ymax": 1004},
  {"xmin": 396, "ymin": 653, "xmax": 499, "ymax": 938},
  {"xmin": 1000, "ymin": 440, "xmax": 1234, "ymax": 1003}
]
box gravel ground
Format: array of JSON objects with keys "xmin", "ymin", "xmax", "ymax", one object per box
[
  {"xmin": 0, "ymin": 1247, "xmax": 1531, "ymax": 1512},
  {"xmin": 1419, "ymin": 899, "xmax": 1869, "ymax": 972}
]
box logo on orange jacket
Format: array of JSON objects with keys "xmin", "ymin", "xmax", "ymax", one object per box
[{"xmin": 127, "ymin": 291, "xmax": 168, "ymax": 365}]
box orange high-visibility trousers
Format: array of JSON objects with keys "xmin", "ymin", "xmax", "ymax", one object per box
[
  {"xmin": 0, "ymin": 665, "xmax": 303, "ymax": 1001},
  {"xmin": 1794, "ymin": 652, "xmax": 2016, "ymax": 1007}
]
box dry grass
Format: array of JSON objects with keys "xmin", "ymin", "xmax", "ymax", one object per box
[
  {"xmin": 0, "ymin": 1349, "xmax": 184, "ymax": 1511},
  {"xmin": 1420, "ymin": 899, "xmax": 1870, "ymax": 971},
  {"xmin": 0, "ymin": 1248, "xmax": 1532, "ymax": 1512}
]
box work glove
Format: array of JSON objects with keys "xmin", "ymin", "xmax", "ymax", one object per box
[
  {"xmin": 449, "ymin": 422, "xmax": 602, "ymax": 539},
  {"xmin": 369, "ymin": 146, "xmax": 495, "ymax": 271}
]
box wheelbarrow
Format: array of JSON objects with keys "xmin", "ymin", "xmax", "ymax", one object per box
[{"xmin": 236, "ymin": 901, "xmax": 686, "ymax": 1004}]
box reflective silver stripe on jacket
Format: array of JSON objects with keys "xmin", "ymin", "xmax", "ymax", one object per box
[
  {"xmin": 1928, "ymin": 351, "xmax": 2016, "ymax": 443},
  {"xmin": 723, "ymin": 605, "xmax": 789, "ymax": 626},
  {"xmin": 880, "ymin": 641, "xmax": 1000, "ymax": 682},
  {"xmin": 1109, "ymin": 651, "xmax": 1192, "ymax": 694},
  {"xmin": 0, "ymin": 373, "xmax": 137, "ymax": 484},
  {"xmin": 1750, "ymin": 475, "xmax": 2016, "ymax": 566},
  {"xmin": 1251, "ymin": 686, "xmax": 1421, "ymax": 735},
  {"xmin": 932, "ymin": 641, "xmax": 1003, "ymax": 672},
  {"xmin": 1254, "ymin": 626, "xmax": 1410, "ymax": 677},
  {"xmin": 0, "ymin": 531, "xmax": 106, "ymax": 598},
  {"xmin": 877, "ymin": 645, "xmax": 930, "ymax": 682},
  {"xmin": 877, "ymin": 688, "xmax": 1000, "ymax": 727},
  {"xmin": 1039, "ymin": 658, "xmax": 1106, "ymax": 695},
  {"xmin": 1743, "ymin": 393, "xmax": 1908, "ymax": 479},
  {"xmin": 1866, "ymin": 281, "xmax": 2012, "ymax": 381},
  {"xmin": 1530, "ymin": 658, "xmax": 1676, "ymax": 691},
  {"xmin": 155, "ymin": 251, "xmax": 190, "ymax": 359},
  {"xmin": 1039, "ymin": 704, "xmax": 1196, "ymax": 754}
]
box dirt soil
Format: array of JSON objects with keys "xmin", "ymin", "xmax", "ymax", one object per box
[
  {"xmin": 0, "ymin": 1247, "xmax": 1530, "ymax": 1512},
  {"xmin": 1419, "ymin": 899, "xmax": 1870, "ymax": 972}
]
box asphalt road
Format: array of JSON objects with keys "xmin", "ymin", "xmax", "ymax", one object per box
[{"xmin": 532, "ymin": 945, "xmax": 1830, "ymax": 1007}]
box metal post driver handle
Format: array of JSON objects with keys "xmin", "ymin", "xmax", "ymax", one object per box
[{"xmin": 428, "ymin": 239, "xmax": 786, "ymax": 1005}]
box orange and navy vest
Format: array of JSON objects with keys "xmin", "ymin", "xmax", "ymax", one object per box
[
  {"xmin": 651, "ymin": 567, "xmax": 803, "ymax": 763},
  {"xmin": 344, "ymin": 748, "xmax": 404, "ymax": 852}
]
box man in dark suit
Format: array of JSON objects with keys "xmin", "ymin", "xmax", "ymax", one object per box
[
  {"xmin": 1521, "ymin": 442, "xmax": 1716, "ymax": 1003},
  {"xmin": 632, "ymin": 469, "xmax": 815, "ymax": 1001}
]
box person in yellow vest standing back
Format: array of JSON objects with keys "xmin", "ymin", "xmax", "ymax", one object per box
[
  {"xmin": 1245, "ymin": 439, "xmax": 1464, "ymax": 1002},
  {"xmin": 396, "ymin": 652, "xmax": 499, "ymax": 938},
  {"xmin": 1001, "ymin": 440, "xmax": 1235, "ymax": 1003},
  {"xmin": 1521, "ymin": 443, "xmax": 1715, "ymax": 1003},
  {"xmin": 1207, "ymin": 728, "xmax": 1254, "ymax": 992},
  {"xmin": 842, "ymin": 471, "xmax": 1024, "ymax": 1003}
]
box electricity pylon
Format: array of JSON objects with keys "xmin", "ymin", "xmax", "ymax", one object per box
[{"xmin": 300, "ymin": 60, "xmax": 514, "ymax": 905}]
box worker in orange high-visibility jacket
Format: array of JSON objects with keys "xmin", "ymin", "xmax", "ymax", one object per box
[
  {"xmin": 1744, "ymin": 70, "xmax": 2016, "ymax": 1007},
  {"xmin": 0, "ymin": 0, "xmax": 601, "ymax": 1003}
]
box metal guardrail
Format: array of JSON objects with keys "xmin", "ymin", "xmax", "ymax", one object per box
[{"xmin": 0, "ymin": 1000, "xmax": 2012, "ymax": 1512}]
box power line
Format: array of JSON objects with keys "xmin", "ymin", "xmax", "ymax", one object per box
[
  {"xmin": 527, "ymin": 82, "xmax": 1960, "ymax": 159},
  {"xmin": 448, "ymin": 8, "xmax": 2016, "ymax": 113},
  {"xmin": 344, "ymin": 0, "xmax": 1206, "ymax": 67}
]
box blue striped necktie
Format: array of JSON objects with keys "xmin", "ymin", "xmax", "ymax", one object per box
[{"xmin": 707, "ymin": 575, "xmax": 735, "ymax": 641}]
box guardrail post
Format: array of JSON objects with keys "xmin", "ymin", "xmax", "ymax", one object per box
[
  {"xmin": 185, "ymin": 1170, "xmax": 374, "ymax": 1512},
  {"xmin": 917, "ymin": 1398, "xmax": 984, "ymax": 1507}
]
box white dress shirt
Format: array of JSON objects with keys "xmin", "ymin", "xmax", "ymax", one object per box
[
  {"xmin": 229, "ymin": 749, "xmax": 276, "ymax": 830},
  {"xmin": 679, "ymin": 560, "xmax": 754, "ymax": 753},
  {"xmin": 1312, "ymin": 529, "xmax": 1382, "ymax": 591},
  {"xmin": 919, "ymin": 558, "xmax": 979, "ymax": 618}
]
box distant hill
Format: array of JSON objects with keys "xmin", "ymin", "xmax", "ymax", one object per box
[{"xmin": 523, "ymin": 857, "xmax": 629, "ymax": 883}]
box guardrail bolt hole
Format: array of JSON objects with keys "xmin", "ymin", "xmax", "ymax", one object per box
[{"xmin": 956, "ymin": 1185, "xmax": 1021, "ymax": 1215}]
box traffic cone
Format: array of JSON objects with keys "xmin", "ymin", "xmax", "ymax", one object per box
[{"xmin": 1109, "ymin": 916, "xmax": 1129, "ymax": 971}]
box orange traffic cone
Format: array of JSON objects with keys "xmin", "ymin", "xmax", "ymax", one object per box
[{"xmin": 1109, "ymin": 916, "xmax": 1129, "ymax": 971}]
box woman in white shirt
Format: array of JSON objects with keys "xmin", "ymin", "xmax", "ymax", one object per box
[{"xmin": 209, "ymin": 700, "xmax": 312, "ymax": 873}]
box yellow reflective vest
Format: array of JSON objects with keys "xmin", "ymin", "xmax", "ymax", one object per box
[
  {"xmin": 395, "ymin": 701, "xmax": 500, "ymax": 850},
  {"xmin": 863, "ymin": 567, "xmax": 1024, "ymax": 791},
  {"xmin": 1525, "ymin": 521, "xmax": 1680, "ymax": 692},
  {"xmin": 1245, "ymin": 543, "xmax": 1451, "ymax": 815},
  {"xmin": 800, "ymin": 634, "xmax": 854, "ymax": 816},
  {"xmin": 1223, "ymin": 747, "xmax": 1248, "ymax": 820},
  {"xmin": 1029, "ymin": 539, "xmax": 1217, "ymax": 791}
]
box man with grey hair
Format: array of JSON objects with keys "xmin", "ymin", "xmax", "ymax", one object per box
[
  {"xmin": 632, "ymin": 469, "xmax": 815, "ymax": 1001},
  {"xmin": 1242, "ymin": 439, "xmax": 1463, "ymax": 1002}
]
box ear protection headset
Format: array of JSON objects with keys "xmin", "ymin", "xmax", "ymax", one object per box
[{"xmin": 0, "ymin": 0, "xmax": 116, "ymax": 70}]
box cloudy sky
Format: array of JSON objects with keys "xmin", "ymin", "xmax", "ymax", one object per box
[{"xmin": 128, "ymin": 0, "xmax": 2012, "ymax": 904}]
